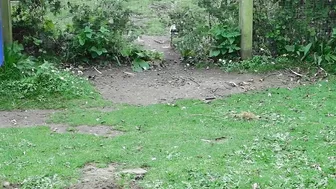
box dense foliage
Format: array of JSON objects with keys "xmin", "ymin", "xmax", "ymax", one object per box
[
  {"xmin": 169, "ymin": 0, "xmax": 240, "ymax": 64},
  {"xmin": 254, "ymin": 0, "xmax": 336, "ymax": 72},
  {"xmin": 10, "ymin": 0, "xmax": 161, "ymax": 70},
  {"xmin": 169, "ymin": 0, "xmax": 336, "ymax": 72}
]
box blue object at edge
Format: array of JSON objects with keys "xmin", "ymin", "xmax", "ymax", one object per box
[{"xmin": 0, "ymin": 10, "xmax": 4, "ymax": 67}]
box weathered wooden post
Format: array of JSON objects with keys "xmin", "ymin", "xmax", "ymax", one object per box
[
  {"xmin": 239, "ymin": 0, "xmax": 253, "ymax": 60},
  {"xmin": 1, "ymin": 0, "xmax": 13, "ymax": 45}
]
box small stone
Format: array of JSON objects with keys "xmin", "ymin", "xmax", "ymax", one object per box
[
  {"xmin": 121, "ymin": 168, "xmax": 147, "ymax": 175},
  {"xmin": 3, "ymin": 181, "xmax": 10, "ymax": 187}
]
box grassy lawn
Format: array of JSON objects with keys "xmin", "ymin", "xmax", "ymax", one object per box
[
  {"xmin": 1, "ymin": 81, "xmax": 335, "ymax": 188},
  {"xmin": 0, "ymin": 83, "xmax": 110, "ymax": 111},
  {"xmin": 1, "ymin": 0, "xmax": 335, "ymax": 188}
]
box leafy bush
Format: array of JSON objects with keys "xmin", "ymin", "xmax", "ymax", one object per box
[
  {"xmin": 209, "ymin": 25, "xmax": 240, "ymax": 59},
  {"xmin": 285, "ymin": 28, "xmax": 336, "ymax": 73},
  {"xmin": 61, "ymin": 1, "xmax": 131, "ymax": 64},
  {"xmin": 169, "ymin": 0, "xmax": 240, "ymax": 64},
  {"xmin": 254, "ymin": 0, "xmax": 336, "ymax": 56},
  {"xmin": 198, "ymin": 0, "xmax": 238, "ymax": 26},
  {"xmin": 10, "ymin": 0, "xmax": 160, "ymax": 71},
  {"xmin": 169, "ymin": 3, "xmax": 210, "ymax": 62},
  {"xmin": 11, "ymin": 0, "xmax": 62, "ymax": 56}
]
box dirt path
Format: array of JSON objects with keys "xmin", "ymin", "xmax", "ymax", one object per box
[{"xmin": 85, "ymin": 35, "xmax": 302, "ymax": 105}]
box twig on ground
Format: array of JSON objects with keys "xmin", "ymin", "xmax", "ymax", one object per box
[
  {"xmin": 154, "ymin": 39, "xmax": 165, "ymax": 44},
  {"xmin": 289, "ymin": 69, "xmax": 304, "ymax": 77},
  {"xmin": 189, "ymin": 78, "xmax": 201, "ymax": 86},
  {"xmin": 123, "ymin": 72, "xmax": 135, "ymax": 77},
  {"xmin": 93, "ymin": 67, "xmax": 102, "ymax": 74},
  {"xmin": 261, "ymin": 72, "xmax": 281, "ymax": 81},
  {"xmin": 205, "ymin": 97, "xmax": 216, "ymax": 101}
]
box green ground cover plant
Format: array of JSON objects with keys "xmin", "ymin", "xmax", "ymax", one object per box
[{"xmin": 0, "ymin": 43, "xmax": 107, "ymax": 110}]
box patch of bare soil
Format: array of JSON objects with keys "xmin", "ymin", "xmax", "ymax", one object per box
[
  {"xmin": 84, "ymin": 36, "xmax": 304, "ymax": 105},
  {"xmin": 0, "ymin": 110, "xmax": 57, "ymax": 128},
  {"xmin": 69, "ymin": 164, "xmax": 118, "ymax": 189},
  {"xmin": 0, "ymin": 110, "xmax": 121, "ymax": 137},
  {"xmin": 69, "ymin": 164, "xmax": 144, "ymax": 189}
]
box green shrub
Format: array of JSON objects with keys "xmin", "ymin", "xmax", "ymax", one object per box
[
  {"xmin": 209, "ymin": 25, "xmax": 240, "ymax": 59},
  {"xmin": 198, "ymin": 0, "xmax": 238, "ymax": 26},
  {"xmin": 169, "ymin": 0, "xmax": 240, "ymax": 64},
  {"xmin": 12, "ymin": 0, "xmax": 62, "ymax": 56},
  {"xmin": 169, "ymin": 3, "xmax": 209, "ymax": 62},
  {"xmin": 253, "ymin": 0, "xmax": 336, "ymax": 56},
  {"xmin": 284, "ymin": 28, "xmax": 336, "ymax": 73},
  {"xmin": 61, "ymin": 1, "xmax": 131, "ymax": 64}
]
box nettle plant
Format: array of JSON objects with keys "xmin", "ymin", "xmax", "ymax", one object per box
[
  {"xmin": 209, "ymin": 25, "xmax": 241, "ymax": 59},
  {"xmin": 72, "ymin": 25, "xmax": 110, "ymax": 60},
  {"xmin": 62, "ymin": 1, "xmax": 131, "ymax": 64}
]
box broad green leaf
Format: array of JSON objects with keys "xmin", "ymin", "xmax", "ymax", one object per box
[
  {"xmin": 86, "ymin": 33, "xmax": 93, "ymax": 39},
  {"xmin": 228, "ymin": 38, "xmax": 235, "ymax": 44},
  {"xmin": 78, "ymin": 37, "xmax": 85, "ymax": 46},
  {"xmin": 90, "ymin": 46, "xmax": 103, "ymax": 56},
  {"xmin": 84, "ymin": 26, "xmax": 92, "ymax": 33},
  {"xmin": 99, "ymin": 26, "xmax": 110, "ymax": 34},
  {"xmin": 209, "ymin": 50, "xmax": 221, "ymax": 57},
  {"xmin": 330, "ymin": 54, "xmax": 336, "ymax": 61},
  {"xmin": 139, "ymin": 61, "xmax": 150, "ymax": 70},
  {"xmin": 102, "ymin": 48, "xmax": 108, "ymax": 53},
  {"xmin": 222, "ymin": 31, "xmax": 240, "ymax": 38},
  {"xmin": 301, "ymin": 43, "xmax": 312, "ymax": 61},
  {"xmin": 136, "ymin": 52, "xmax": 146, "ymax": 58},
  {"xmin": 132, "ymin": 64, "xmax": 142, "ymax": 72},
  {"xmin": 285, "ymin": 45, "xmax": 295, "ymax": 52},
  {"xmin": 132, "ymin": 58, "xmax": 150, "ymax": 72}
]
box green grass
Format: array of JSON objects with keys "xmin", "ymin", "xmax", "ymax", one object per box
[
  {"xmin": 220, "ymin": 55, "xmax": 307, "ymax": 73},
  {"xmin": 0, "ymin": 73, "xmax": 110, "ymax": 111},
  {"xmin": 0, "ymin": 94, "xmax": 110, "ymax": 111},
  {"xmin": 1, "ymin": 81, "xmax": 335, "ymax": 188}
]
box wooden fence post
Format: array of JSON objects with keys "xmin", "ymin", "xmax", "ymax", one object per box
[
  {"xmin": 1, "ymin": 0, "xmax": 13, "ymax": 45},
  {"xmin": 239, "ymin": 0, "xmax": 253, "ymax": 60}
]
